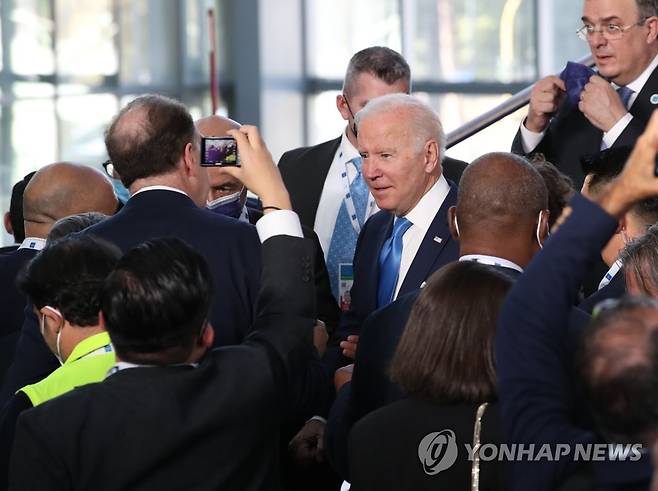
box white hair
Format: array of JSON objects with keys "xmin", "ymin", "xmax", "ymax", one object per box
[{"xmin": 354, "ymin": 93, "xmax": 446, "ymax": 160}]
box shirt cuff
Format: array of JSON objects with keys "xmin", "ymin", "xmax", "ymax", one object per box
[
  {"xmin": 519, "ymin": 119, "xmax": 546, "ymax": 153},
  {"xmin": 602, "ymin": 113, "xmax": 633, "ymax": 149},
  {"xmin": 255, "ymin": 209, "xmax": 304, "ymax": 242}
]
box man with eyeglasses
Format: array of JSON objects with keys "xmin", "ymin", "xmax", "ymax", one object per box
[{"xmin": 513, "ymin": 0, "xmax": 658, "ymax": 188}]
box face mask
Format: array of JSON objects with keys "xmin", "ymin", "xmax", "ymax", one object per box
[
  {"xmin": 206, "ymin": 190, "xmax": 244, "ymax": 219},
  {"xmin": 112, "ymin": 178, "xmax": 131, "ymax": 204},
  {"xmin": 40, "ymin": 306, "xmax": 64, "ymax": 365},
  {"xmin": 536, "ymin": 210, "xmax": 546, "ymax": 249}
]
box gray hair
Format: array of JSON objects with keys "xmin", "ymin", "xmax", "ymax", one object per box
[
  {"xmin": 354, "ymin": 93, "xmax": 446, "ymax": 160},
  {"xmin": 637, "ymin": 0, "xmax": 658, "ymax": 18}
]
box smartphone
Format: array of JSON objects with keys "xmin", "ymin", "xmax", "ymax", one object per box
[{"xmin": 201, "ymin": 137, "xmax": 239, "ymax": 167}]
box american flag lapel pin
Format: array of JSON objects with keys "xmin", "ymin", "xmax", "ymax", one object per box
[{"xmin": 433, "ymin": 236, "xmax": 442, "ymax": 244}]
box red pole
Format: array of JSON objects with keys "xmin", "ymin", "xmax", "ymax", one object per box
[{"xmin": 208, "ymin": 9, "xmax": 219, "ymax": 114}]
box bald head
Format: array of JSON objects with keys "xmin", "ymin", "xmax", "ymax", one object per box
[
  {"xmin": 23, "ymin": 162, "xmax": 117, "ymax": 238},
  {"xmin": 195, "ymin": 115, "xmax": 241, "ymax": 136},
  {"xmin": 457, "ymin": 153, "xmax": 547, "ymax": 233},
  {"xmin": 452, "ymin": 153, "xmax": 548, "ymax": 267}
]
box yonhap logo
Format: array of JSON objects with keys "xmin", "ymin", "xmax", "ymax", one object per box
[{"xmin": 418, "ymin": 430, "xmax": 458, "ymax": 475}]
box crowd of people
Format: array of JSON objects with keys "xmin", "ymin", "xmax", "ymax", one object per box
[{"xmin": 3, "ymin": 0, "xmax": 658, "ymax": 489}]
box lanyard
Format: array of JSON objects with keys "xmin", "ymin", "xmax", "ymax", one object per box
[{"xmin": 339, "ymin": 159, "xmax": 375, "ymax": 235}]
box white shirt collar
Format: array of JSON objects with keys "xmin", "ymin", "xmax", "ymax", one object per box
[
  {"xmin": 599, "ymin": 259, "xmax": 623, "ymax": 290},
  {"xmin": 107, "ymin": 360, "xmax": 198, "ymax": 378},
  {"xmin": 131, "ymin": 185, "xmax": 189, "ymax": 198},
  {"xmin": 402, "ymin": 174, "xmax": 450, "ymax": 234},
  {"xmin": 459, "ymin": 254, "xmax": 524, "ymax": 273},
  {"xmin": 19, "ymin": 237, "xmax": 46, "ymax": 251},
  {"xmin": 339, "ymin": 130, "xmax": 361, "ymax": 164},
  {"xmin": 622, "ymin": 53, "xmax": 658, "ymax": 94}
]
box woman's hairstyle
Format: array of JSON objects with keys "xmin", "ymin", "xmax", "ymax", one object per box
[{"xmin": 390, "ymin": 261, "xmax": 513, "ymax": 404}]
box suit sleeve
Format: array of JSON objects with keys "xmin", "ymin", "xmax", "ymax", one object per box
[
  {"xmin": 496, "ymin": 194, "xmax": 616, "ymax": 488},
  {"xmin": 9, "ymin": 410, "xmax": 68, "ymax": 490}
]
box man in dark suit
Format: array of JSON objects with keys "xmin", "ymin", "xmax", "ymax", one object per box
[
  {"xmin": 0, "ymin": 163, "xmax": 117, "ymax": 391},
  {"xmin": 293, "ymin": 94, "xmax": 462, "ymax": 465},
  {"xmin": 8, "ymin": 124, "xmax": 318, "ymax": 491},
  {"xmin": 1, "ymin": 172, "xmax": 35, "ymax": 255},
  {"xmin": 496, "ymin": 113, "xmax": 658, "ymax": 490},
  {"xmin": 278, "ymin": 46, "xmax": 467, "ymax": 304},
  {"xmin": 0, "ymin": 95, "xmax": 260, "ymax": 407},
  {"xmin": 325, "ymin": 152, "xmax": 550, "ymax": 479},
  {"xmin": 512, "ymin": 0, "xmax": 658, "ymax": 187},
  {"xmin": 197, "ymin": 114, "xmax": 340, "ymax": 341},
  {"xmin": 578, "ymin": 146, "xmax": 658, "ymax": 313}
]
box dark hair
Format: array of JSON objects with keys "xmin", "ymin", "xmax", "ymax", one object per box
[
  {"xmin": 343, "ymin": 46, "xmax": 411, "ymax": 97},
  {"xmin": 101, "ymin": 237, "xmax": 212, "ymax": 364},
  {"xmin": 620, "ymin": 225, "xmax": 658, "ymax": 296},
  {"xmin": 580, "ymin": 296, "xmax": 658, "ymax": 444},
  {"xmin": 47, "ymin": 212, "xmax": 109, "ymax": 243},
  {"xmin": 528, "ymin": 154, "xmax": 575, "ymax": 229},
  {"xmin": 9, "ymin": 171, "xmax": 36, "ymax": 243},
  {"xmin": 104, "ymin": 94, "xmax": 197, "ymax": 188},
  {"xmin": 585, "ymin": 146, "xmax": 632, "ymax": 193},
  {"xmin": 18, "ymin": 235, "xmax": 121, "ymax": 327},
  {"xmin": 637, "ymin": 0, "xmax": 658, "ymax": 18},
  {"xmin": 390, "ymin": 261, "xmax": 513, "ymax": 404}
]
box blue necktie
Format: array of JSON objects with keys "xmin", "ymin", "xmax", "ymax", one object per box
[
  {"xmin": 326, "ymin": 157, "xmax": 369, "ymax": 300},
  {"xmin": 377, "ymin": 217, "xmax": 412, "ymax": 308},
  {"xmin": 617, "ymin": 86, "xmax": 634, "ymax": 109}
]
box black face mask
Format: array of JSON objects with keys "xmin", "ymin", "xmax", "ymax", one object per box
[{"xmin": 343, "ymin": 94, "xmax": 358, "ymax": 138}]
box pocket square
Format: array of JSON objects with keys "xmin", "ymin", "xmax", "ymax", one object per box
[{"xmin": 560, "ymin": 61, "xmax": 596, "ymax": 106}]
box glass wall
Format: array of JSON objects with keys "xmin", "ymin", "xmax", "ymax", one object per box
[
  {"xmin": 0, "ymin": 0, "xmax": 223, "ymax": 245},
  {"xmin": 303, "ymin": 0, "xmax": 586, "ymax": 164}
]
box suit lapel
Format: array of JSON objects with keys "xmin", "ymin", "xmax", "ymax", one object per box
[
  {"xmin": 288, "ymin": 137, "xmax": 341, "ymax": 228},
  {"xmin": 398, "ymin": 183, "xmax": 457, "ymax": 296},
  {"xmin": 630, "ymin": 64, "xmax": 658, "ymax": 122}
]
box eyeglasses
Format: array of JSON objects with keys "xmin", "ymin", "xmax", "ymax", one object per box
[
  {"xmin": 102, "ymin": 160, "xmax": 115, "ymax": 178},
  {"xmin": 577, "ymin": 18, "xmax": 647, "ymax": 41}
]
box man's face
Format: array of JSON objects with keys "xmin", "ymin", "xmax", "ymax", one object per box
[
  {"xmin": 583, "ymin": 0, "xmax": 656, "ymax": 85},
  {"xmin": 338, "ymin": 72, "xmax": 409, "ymax": 131},
  {"xmin": 358, "ymin": 108, "xmax": 437, "ymax": 217},
  {"xmin": 207, "ymin": 168, "xmax": 245, "ymax": 204}
]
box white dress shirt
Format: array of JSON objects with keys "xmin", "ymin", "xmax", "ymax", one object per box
[
  {"xmin": 18, "ymin": 237, "xmax": 46, "ymax": 251},
  {"xmin": 314, "ymin": 131, "xmax": 379, "ymax": 258},
  {"xmin": 393, "ymin": 174, "xmax": 451, "ymax": 300},
  {"xmin": 459, "ymin": 254, "xmax": 523, "ymax": 273},
  {"xmin": 519, "ymin": 53, "xmax": 658, "ymax": 152}
]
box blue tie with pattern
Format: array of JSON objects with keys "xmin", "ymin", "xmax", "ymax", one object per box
[
  {"xmin": 617, "ymin": 86, "xmax": 634, "ymax": 109},
  {"xmin": 326, "ymin": 157, "xmax": 369, "ymax": 300},
  {"xmin": 377, "ymin": 217, "xmax": 412, "ymax": 308}
]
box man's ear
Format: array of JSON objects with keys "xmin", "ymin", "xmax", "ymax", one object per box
[
  {"xmin": 448, "ymin": 206, "xmax": 459, "ymax": 240},
  {"xmin": 181, "ymin": 142, "xmax": 197, "ymax": 178},
  {"xmin": 3, "ymin": 212, "xmax": 13, "ymax": 236},
  {"xmin": 200, "ymin": 323, "xmax": 215, "ymax": 349},
  {"xmin": 646, "ymin": 16, "xmax": 658, "ymax": 44},
  {"xmin": 39, "ymin": 307, "xmax": 62, "ymax": 337},
  {"xmin": 423, "ymin": 140, "xmax": 440, "ymax": 174},
  {"xmin": 539, "ymin": 209, "xmax": 550, "ymax": 241},
  {"xmin": 336, "ymin": 93, "xmax": 351, "ymax": 121},
  {"xmin": 98, "ymin": 310, "xmax": 108, "ymax": 331}
]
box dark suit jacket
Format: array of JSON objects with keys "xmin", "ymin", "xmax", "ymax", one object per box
[
  {"xmin": 323, "ymin": 181, "xmax": 460, "ymax": 376},
  {"xmin": 278, "ymin": 136, "xmax": 469, "ymax": 229},
  {"xmin": 326, "ymin": 265, "xmax": 520, "ymax": 479},
  {"xmin": 349, "ymin": 398, "xmax": 508, "ymax": 491},
  {"xmin": 247, "ymin": 207, "xmax": 339, "ymax": 335},
  {"xmin": 496, "ymin": 195, "xmax": 652, "ymax": 490},
  {"xmin": 9, "ymin": 235, "xmax": 316, "ymax": 491},
  {"xmin": 512, "ymin": 65, "xmax": 658, "ymax": 187},
  {"xmin": 0, "ymin": 190, "xmax": 262, "ymax": 408},
  {"xmin": 0, "ymin": 249, "xmax": 38, "ymax": 383},
  {"xmin": 578, "ymin": 269, "xmax": 626, "ymax": 314}
]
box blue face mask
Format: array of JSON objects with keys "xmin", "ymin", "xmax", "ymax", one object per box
[
  {"xmin": 206, "ymin": 190, "xmax": 244, "ymax": 219},
  {"xmin": 112, "ymin": 178, "xmax": 131, "ymax": 204}
]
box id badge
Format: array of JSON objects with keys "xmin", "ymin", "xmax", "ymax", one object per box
[{"xmin": 338, "ymin": 263, "xmax": 354, "ymax": 312}]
